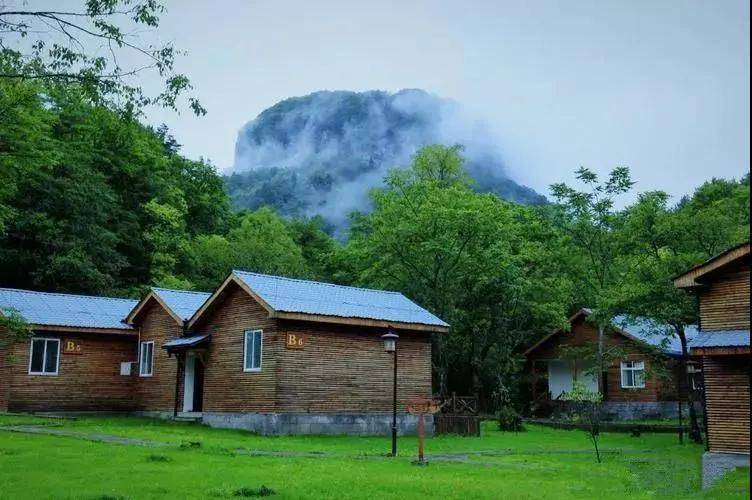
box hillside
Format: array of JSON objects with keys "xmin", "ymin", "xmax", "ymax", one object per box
[{"xmin": 226, "ymin": 89, "xmax": 544, "ymax": 229}]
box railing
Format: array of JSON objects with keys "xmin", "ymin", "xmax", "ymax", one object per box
[{"xmin": 434, "ymin": 393, "xmax": 480, "ymax": 436}]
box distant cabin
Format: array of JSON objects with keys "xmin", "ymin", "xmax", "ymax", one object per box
[
  {"xmin": 674, "ymin": 241, "xmax": 750, "ymax": 488},
  {"xmin": 0, "ymin": 271, "xmax": 448, "ymax": 435},
  {"xmin": 524, "ymin": 308, "xmax": 700, "ymax": 420}
]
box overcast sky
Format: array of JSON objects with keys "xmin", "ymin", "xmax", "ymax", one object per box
[{"xmin": 142, "ymin": 0, "xmax": 749, "ymax": 200}]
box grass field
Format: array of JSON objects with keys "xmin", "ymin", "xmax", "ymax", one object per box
[{"xmin": 0, "ymin": 414, "xmax": 748, "ymax": 499}]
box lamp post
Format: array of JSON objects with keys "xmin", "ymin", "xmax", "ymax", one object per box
[{"xmin": 382, "ymin": 329, "xmax": 399, "ymax": 456}]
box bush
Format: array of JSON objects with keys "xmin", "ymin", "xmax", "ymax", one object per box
[{"xmin": 497, "ymin": 405, "xmax": 524, "ymax": 432}]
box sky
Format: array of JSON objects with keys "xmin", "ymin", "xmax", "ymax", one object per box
[{"xmin": 139, "ymin": 0, "xmax": 749, "ymax": 201}]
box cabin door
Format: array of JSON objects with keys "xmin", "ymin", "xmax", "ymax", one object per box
[
  {"xmin": 548, "ymin": 360, "xmax": 573, "ymax": 398},
  {"xmin": 183, "ymin": 353, "xmax": 204, "ymax": 412}
]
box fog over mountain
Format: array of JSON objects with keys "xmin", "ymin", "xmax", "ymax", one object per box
[{"xmin": 226, "ymin": 89, "xmax": 544, "ymax": 230}]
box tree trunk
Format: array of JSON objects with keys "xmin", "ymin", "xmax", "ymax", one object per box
[{"xmin": 677, "ymin": 325, "xmax": 703, "ymax": 444}]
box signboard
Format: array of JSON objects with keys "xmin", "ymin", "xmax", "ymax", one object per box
[
  {"xmin": 63, "ymin": 340, "xmax": 82, "ymax": 355},
  {"xmin": 285, "ymin": 333, "xmax": 305, "ymax": 349}
]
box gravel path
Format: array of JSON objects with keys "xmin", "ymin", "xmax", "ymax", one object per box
[{"xmin": 0, "ymin": 425, "xmax": 169, "ymax": 447}]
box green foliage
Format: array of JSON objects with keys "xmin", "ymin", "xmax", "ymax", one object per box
[
  {"xmin": 561, "ymin": 381, "xmax": 603, "ymax": 462},
  {"xmin": 183, "ymin": 208, "xmax": 311, "ymax": 290},
  {"xmin": 611, "ymin": 177, "xmax": 749, "ymax": 443},
  {"xmin": 0, "ymin": 308, "xmax": 33, "ymax": 348},
  {"xmin": 497, "ymin": 405, "xmax": 524, "ymax": 432},
  {"xmin": 0, "ymin": 72, "xmax": 748, "ymax": 415},
  {"xmin": 0, "ymin": 1, "xmax": 204, "ymax": 115},
  {"xmin": 343, "ymin": 144, "xmax": 572, "ymax": 401},
  {"xmin": 0, "ymin": 77, "xmax": 228, "ymax": 295}
]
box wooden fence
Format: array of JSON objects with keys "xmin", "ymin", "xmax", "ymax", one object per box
[{"xmin": 434, "ymin": 393, "xmax": 481, "ymax": 437}]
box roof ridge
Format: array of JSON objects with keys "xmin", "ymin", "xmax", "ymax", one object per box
[
  {"xmin": 152, "ymin": 287, "xmax": 211, "ymax": 296},
  {"xmin": 232, "ymin": 270, "xmax": 405, "ymax": 296},
  {"xmin": 0, "ymin": 287, "xmax": 137, "ymax": 303}
]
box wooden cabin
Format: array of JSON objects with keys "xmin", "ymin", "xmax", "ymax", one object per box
[
  {"xmin": 0, "ymin": 289, "xmax": 139, "ymax": 412},
  {"xmin": 1, "ymin": 272, "xmax": 448, "ymax": 435},
  {"xmin": 525, "ymin": 308, "xmax": 699, "ymax": 420},
  {"xmin": 674, "ymin": 241, "xmax": 750, "ymax": 488}
]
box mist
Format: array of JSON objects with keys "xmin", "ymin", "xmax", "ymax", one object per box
[{"xmin": 228, "ymin": 89, "xmax": 542, "ymax": 230}]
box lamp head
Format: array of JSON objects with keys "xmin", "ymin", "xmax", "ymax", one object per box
[{"xmin": 381, "ymin": 330, "xmax": 399, "ymax": 353}]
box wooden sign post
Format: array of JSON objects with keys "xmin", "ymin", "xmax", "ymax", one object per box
[{"xmin": 406, "ymin": 397, "xmax": 442, "ymax": 465}]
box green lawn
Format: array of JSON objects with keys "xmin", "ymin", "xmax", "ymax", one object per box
[{"xmin": 0, "ymin": 415, "xmax": 748, "ymax": 499}]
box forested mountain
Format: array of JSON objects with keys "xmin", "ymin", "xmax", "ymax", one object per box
[{"xmin": 226, "ymin": 89, "xmax": 545, "ymax": 230}]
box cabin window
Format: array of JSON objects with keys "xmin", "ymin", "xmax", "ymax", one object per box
[
  {"xmin": 687, "ymin": 363, "xmax": 702, "ymax": 391},
  {"xmin": 139, "ymin": 341, "xmax": 154, "ymax": 377},
  {"xmin": 243, "ymin": 330, "xmax": 263, "ymax": 372},
  {"xmin": 28, "ymin": 337, "xmax": 60, "ymax": 375},
  {"xmin": 620, "ymin": 361, "xmax": 645, "ymax": 389}
]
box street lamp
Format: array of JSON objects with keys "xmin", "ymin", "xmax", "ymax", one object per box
[{"xmin": 382, "ymin": 329, "xmax": 399, "ymax": 456}]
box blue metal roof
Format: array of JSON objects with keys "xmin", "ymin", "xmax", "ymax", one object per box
[
  {"xmin": 614, "ymin": 315, "xmax": 699, "ymax": 356},
  {"xmin": 0, "ymin": 288, "xmax": 137, "ymax": 330},
  {"xmin": 233, "ymin": 271, "xmax": 449, "ymax": 328},
  {"xmin": 162, "ymin": 333, "xmax": 210, "ymax": 349},
  {"xmin": 690, "ymin": 330, "xmax": 750, "ymax": 348},
  {"xmin": 152, "ymin": 288, "xmax": 210, "ymax": 321}
]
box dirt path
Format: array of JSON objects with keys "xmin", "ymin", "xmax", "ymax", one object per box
[{"xmin": 0, "ymin": 425, "xmax": 170, "ymax": 447}]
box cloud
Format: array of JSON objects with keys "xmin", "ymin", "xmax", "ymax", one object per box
[{"xmin": 230, "ymin": 89, "xmax": 541, "ymax": 230}]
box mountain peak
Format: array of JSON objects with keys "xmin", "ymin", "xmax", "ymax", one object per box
[{"xmin": 227, "ymin": 89, "xmax": 544, "ymax": 230}]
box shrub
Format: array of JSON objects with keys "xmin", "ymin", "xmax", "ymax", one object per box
[{"xmin": 497, "ymin": 405, "xmax": 524, "ymax": 432}]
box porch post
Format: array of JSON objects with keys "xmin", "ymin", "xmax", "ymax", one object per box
[{"xmin": 173, "ymin": 353, "xmax": 183, "ymax": 418}]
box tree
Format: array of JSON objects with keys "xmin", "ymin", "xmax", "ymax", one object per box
[
  {"xmin": 615, "ymin": 181, "xmax": 749, "ymax": 443},
  {"xmin": 550, "ymin": 167, "xmax": 634, "ymax": 392},
  {"xmin": 561, "ymin": 381, "xmax": 603, "ymax": 463},
  {"xmin": 344, "ymin": 145, "xmax": 571, "ymax": 404},
  {"xmin": 287, "ymin": 216, "xmax": 339, "ymax": 282},
  {"xmin": 0, "ymin": 78, "xmax": 227, "ymax": 295},
  {"xmin": 0, "ymin": 0, "xmax": 204, "ymax": 115},
  {"xmin": 185, "ymin": 208, "xmax": 311, "ymax": 291}
]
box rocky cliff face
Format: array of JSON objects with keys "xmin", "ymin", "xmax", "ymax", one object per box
[{"xmin": 227, "ymin": 89, "xmax": 544, "ymax": 230}]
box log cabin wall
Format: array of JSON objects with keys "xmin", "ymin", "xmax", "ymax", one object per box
[
  {"xmin": 703, "ymin": 356, "xmax": 750, "ymax": 453},
  {"xmin": 195, "ymin": 283, "xmax": 279, "ymax": 412},
  {"xmin": 275, "ymin": 320, "xmax": 432, "ymax": 412},
  {"xmin": 698, "ymin": 259, "xmax": 750, "ymax": 331},
  {"xmin": 191, "ymin": 282, "xmax": 434, "ymax": 414},
  {"xmin": 529, "ymin": 315, "xmax": 675, "ymax": 402},
  {"xmin": 0, "ymin": 342, "xmax": 9, "ymax": 412},
  {"xmin": 4, "ymin": 331, "xmax": 137, "ymax": 412},
  {"xmin": 134, "ymin": 301, "xmax": 182, "ymax": 411}
]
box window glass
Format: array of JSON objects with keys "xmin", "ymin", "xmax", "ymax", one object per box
[
  {"xmin": 253, "ymin": 331, "xmax": 262, "ymax": 369},
  {"xmin": 244, "ymin": 330, "xmax": 262, "ymax": 371},
  {"xmin": 44, "ymin": 339, "xmax": 59, "ymax": 373},
  {"xmin": 620, "ymin": 361, "xmax": 645, "ymax": 388},
  {"xmin": 139, "ymin": 342, "xmax": 153, "ymax": 376},
  {"xmin": 29, "ymin": 338, "xmax": 59, "ymax": 375},
  {"xmin": 30, "ymin": 338, "xmax": 45, "ymax": 373}
]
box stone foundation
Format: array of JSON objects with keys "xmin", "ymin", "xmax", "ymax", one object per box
[
  {"xmin": 702, "ymin": 452, "xmax": 750, "ymax": 489},
  {"xmin": 550, "ymin": 401, "xmax": 703, "ymax": 421},
  {"xmin": 600, "ymin": 401, "xmax": 685, "ymax": 420},
  {"xmin": 201, "ymin": 412, "xmax": 431, "ymax": 436}
]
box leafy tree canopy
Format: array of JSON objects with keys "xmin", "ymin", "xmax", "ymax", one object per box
[{"xmin": 0, "ymin": 0, "xmax": 204, "ymax": 115}]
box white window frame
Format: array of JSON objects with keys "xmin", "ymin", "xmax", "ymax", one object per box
[
  {"xmin": 139, "ymin": 341, "xmax": 154, "ymax": 377},
  {"xmin": 243, "ymin": 329, "xmax": 263, "ymax": 372},
  {"xmin": 620, "ymin": 360, "xmax": 646, "ymax": 389},
  {"xmin": 28, "ymin": 337, "xmax": 60, "ymax": 376}
]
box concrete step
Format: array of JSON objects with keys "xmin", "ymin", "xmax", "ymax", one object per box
[{"xmin": 174, "ymin": 412, "xmax": 203, "ymax": 422}]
